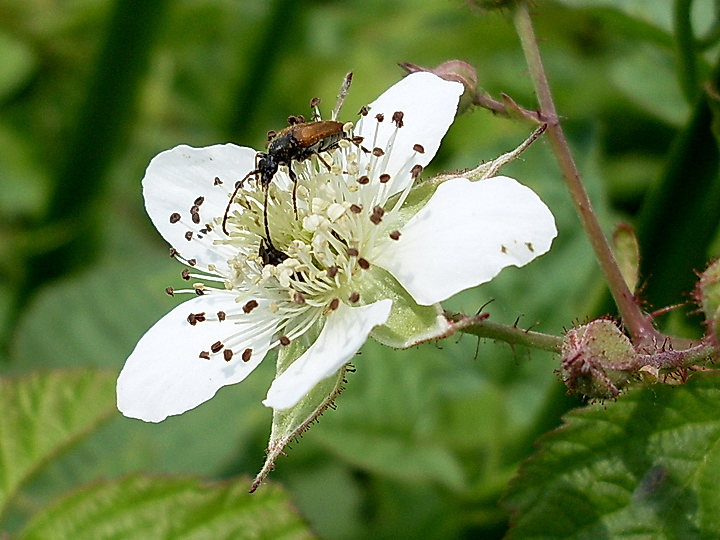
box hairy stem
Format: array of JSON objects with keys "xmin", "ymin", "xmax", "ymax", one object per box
[
  {"xmin": 512, "ymin": 5, "xmax": 657, "ymax": 344},
  {"xmin": 446, "ymin": 312, "xmax": 562, "ymax": 353}
]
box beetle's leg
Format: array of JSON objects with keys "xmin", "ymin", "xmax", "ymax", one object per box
[
  {"xmin": 262, "ymin": 181, "xmax": 276, "ymax": 250},
  {"xmin": 315, "ymin": 153, "xmax": 331, "ymax": 171},
  {"xmin": 222, "ymin": 169, "xmax": 257, "ymax": 235},
  {"xmin": 288, "ymin": 167, "xmax": 299, "ymax": 219}
]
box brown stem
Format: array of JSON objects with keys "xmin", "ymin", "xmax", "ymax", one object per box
[{"xmin": 513, "ymin": 5, "xmax": 659, "ymax": 345}]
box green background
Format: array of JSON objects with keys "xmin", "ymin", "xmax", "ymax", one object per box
[{"xmin": 1, "ymin": 0, "xmax": 719, "ymax": 538}]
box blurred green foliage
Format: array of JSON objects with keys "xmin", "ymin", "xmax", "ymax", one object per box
[{"xmin": 0, "ymin": 0, "xmax": 719, "ymax": 538}]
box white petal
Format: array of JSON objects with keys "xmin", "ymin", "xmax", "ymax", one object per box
[
  {"xmin": 374, "ymin": 176, "xmax": 557, "ymax": 305},
  {"xmin": 354, "ymin": 72, "xmax": 462, "ymax": 196},
  {"xmin": 263, "ymin": 300, "xmax": 392, "ymax": 410},
  {"xmin": 117, "ymin": 294, "xmax": 276, "ymax": 422},
  {"xmin": 143, "ymin": 144, "xmax": 258, "ymax": 273}
]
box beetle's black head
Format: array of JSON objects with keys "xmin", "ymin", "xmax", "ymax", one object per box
[{"xmin": 256, "ymin": 152, "xmax": 279, "ymax": 189}]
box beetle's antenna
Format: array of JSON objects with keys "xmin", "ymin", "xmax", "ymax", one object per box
[
  {"xmin": 222, "ymin": 170, "xmax": 256, "ymax": 235},
  {"xmin": 331, "ymin": 72, "xmax": 353, "ymax": 121}
]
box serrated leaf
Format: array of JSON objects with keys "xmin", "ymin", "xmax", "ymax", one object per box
[
  {"xmin": 504, "ymin": 373, "xmax": 720, "ymax": 539},
  {"xmin": 0, "ymin": 370, "xmax": 115, "ymax": 520},
  {"xmin": 19, "ymin": 474, "xmax": 316, "ymax": 540}
]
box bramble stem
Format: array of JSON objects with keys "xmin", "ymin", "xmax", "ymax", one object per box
[
  {"xmin": 512, "ymin": 5, "xmax": 658, "ymax": 345},
  {"xmin": 446, "ymin": 312, "xmax": 562, "ymax": 353}
]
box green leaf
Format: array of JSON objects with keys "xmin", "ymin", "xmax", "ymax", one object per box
[
  {"xmin": 0, "ymin": 370, "xmax": 115, "ymax": 521},
  {"xmin": 504, "ymin": 373, "xmax": 720, "ymax": 538},
  {"xmin": 19, "ymin": 474, "xmax": 316, "ymax": 540}
]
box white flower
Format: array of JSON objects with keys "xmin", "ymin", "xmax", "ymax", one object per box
[{"xmin": 117, "ymin": 72, "xmax": 557, "ymax": 423}]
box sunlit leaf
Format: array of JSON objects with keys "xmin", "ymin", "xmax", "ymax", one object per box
[
  {"xmin": 19, "ymin": 474, "xmax": 316, "ymax": 540},
  {"xmin": 0, "ymin": 370, "xmax": 115, "ymax": 520}
]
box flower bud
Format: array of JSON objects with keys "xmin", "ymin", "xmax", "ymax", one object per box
[
  {"xmin": 560, "ymin": 320, "xmax": 636, "ymax": 399},
  {"xmin": 399, "ymin": 60, "xmax": 478, "ymax": 114},
  {"xmin": 694, "ymin": 259, "xmax": 720, "ymax": 339}
]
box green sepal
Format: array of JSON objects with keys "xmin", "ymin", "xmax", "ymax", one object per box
[
  {"xmin": 612, "ymin": 223, "xmax": 641, "ymax": 293},
  {"xmin": 358, "ymin": 266, "xmax": 451, "ymax": 349},
  {"xmin": 252, "ymin": 317, "xmax": 346, "ymax": 491}
]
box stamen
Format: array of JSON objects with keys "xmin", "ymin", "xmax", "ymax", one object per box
[
  {"xmin": 170, "ymin": 213, "xmax": 181, "ymax": 224},
  {"xmin": 348, "ymin": 292, "xmax": 360, "ymax": 303},
  {"xmin": 279, "ymin": 336, "xmax": 291, "ymax": 346},
  {"xmin": 224, "ymin": 349, "xmax": 234, "ymax": 361},
  {"xmin": 389, "ymin": 230, "xmax": 401, "ymax": 240},
  {"xmin": 242, "ymin": 348, "xmax": 252, "ymax": 362},
  {"xmin": 211, "ymin": 341, "xmax": 224, "ymax": 353},
  {"xmin": 243, "ymin": 299, "xmax": 259, "ymax": 313},
  {"xmin": 199, "ymin": 351, "xmax": 210, "ymax": 360}
]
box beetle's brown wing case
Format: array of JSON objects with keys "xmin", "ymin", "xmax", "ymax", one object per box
[{"xmin": 292, "ymin": 121, "xmax": 345, "ymax": 148}]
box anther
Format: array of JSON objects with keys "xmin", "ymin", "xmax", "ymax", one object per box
[
  {"xmin": 411, "ymin": 164, "xmax": 423, "ymax": 179},
  {"xmin": 170, "ymin": 213, "xmax": 181, "ymax": 224},
  {"xmin": 375, "ymin": 113, "xmax": 385, "ymax": 122},
  {"xmin": 181, "ymin": 269, "xmax": 191, "ymax": 280},
  {"xmin": 379, "ymin": 173, "xmax": 390, "ymax": 184},
  {"xmin": 194, "ymin": 196, "xmax": 205, "ymax": 206},
  {"xmin": 217, "ymin": 311, "xmax": 227, "ymax": 321},
  {"xmin": 165, "ymin": 287, "xmax": 174, "ymax": 296},
  {"xmin": 526, "ymin": 242, "xmax": 535, "ymax": 252},
  {"xmin": 224, "ymin": 349, "xmax": 234, "ymax": 362},
  {"xmin": 191, "ymin": 212, "xmax": 201, "ymax": 224},
  {"xmin": 372, "ymin": 147, "xmax": 385, "ymax": 157},
  {"xmin": 266, "ymin": 130, "xmax": 277, "ymax": 141},
  {"xmin": 412, "ymin": 143, "xmax": 425, "ymax": 153},
  {"xmin": 211, "ymin": 341, "xmax": 224, "ymax": 353},
  {"xmin": 187, "ymin": 259, "xmax": 197, "ymax": 266},
  {"xmin": 242, "ymin": 348, "xmax": 252, "ymax": 362},
  {"xmin": 392, "ymin": 111, "xmax": 404, "ymax": 128},
  {"xmin": 348, "ymin": 292, "xmax": 360, "ymax": 303},
  {"xmin": 310, "ymin": 97, "xmax": 321, "ymax": 107},
  {"xmin": 184, "ymin": 231, "xmax": 193, "ymax": 241},
  {"xmin": 279, "ymin": 336, "xmax": 291, "ymax": 346},
  {"xmin": 347, "ymin": 247, "xmax": 359, "ymax": 257},
  {"xmin": 357, "ymin": 175, "xmax": 370, "ymax": 185},
  {"xmin": 293, "ymin": 292, "xmax": 306, "ymax": 305},
  {"xmin": 213, "ymin": 176, "xmax": 222, "ymax": 185},
  {"xmin": 350, "ymin": 204, "xmax": 362, "ymax": 214},
  {"xmin": 358, "ymin": 258, "xmax": 370, "ymax": 270},
  {"xmin": 169, "ymin": 248, "xmax": 179, "ymax": 258},
  {"xmin": 243, "ymin": 299, "xmax": 259, "ymax": 314},
  {"xmin": 187, "ymin": 312, "xmax": 206, "ymax": 326},
  {"xmin": 327, "ymin": 266, "xmax": 339, "ymax": 278},
  {"xmin": 389, "ymin": 230, "xmax": 401, "ymax": 241},
  {"xmin": 359, "ymin": 105, "xmax": 369, "ymax": 116},
  {"xmin": 195, "ymin": 289, "xmax": 204, "ymax": 296},
  {"xmin": 352, "ymin": 136, "xmax": 364, "ymax": 145},
  {"xmin": 329, "ymin": 298, "xmax": 340, "ymax": 311},
  {"xmin": 199, "ymin": 351, "xmax": 210, "ymax": 360}
]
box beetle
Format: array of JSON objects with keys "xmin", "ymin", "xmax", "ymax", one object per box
[
  {"xmin": 221, "ymin": 73, "xmax": 356, "ymax": 260},
  {"xmin": 221, "ymin": 119, "xmax": 346, "ymax": 243}
]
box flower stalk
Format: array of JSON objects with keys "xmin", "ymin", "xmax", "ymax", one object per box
[{"xmin": 447, "ymin": 311, "xmax": 562, "ymax": 353}]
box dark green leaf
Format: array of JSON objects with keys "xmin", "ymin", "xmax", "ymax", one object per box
[{"xmin": 504, "ymin": 374, "xmax": 720, "ymax": 538}]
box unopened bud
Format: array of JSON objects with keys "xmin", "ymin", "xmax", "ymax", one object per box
[
  {"xmin": 560, "ymin": 320, "xmax": 636, "ymax": 400},
  {"xmin": 694, "ymin": 259, "xmax": 720, "ymax": 339},
  {"xmin": 399, "ymin": 60, "xmax": 478, "ymax": 114}
]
